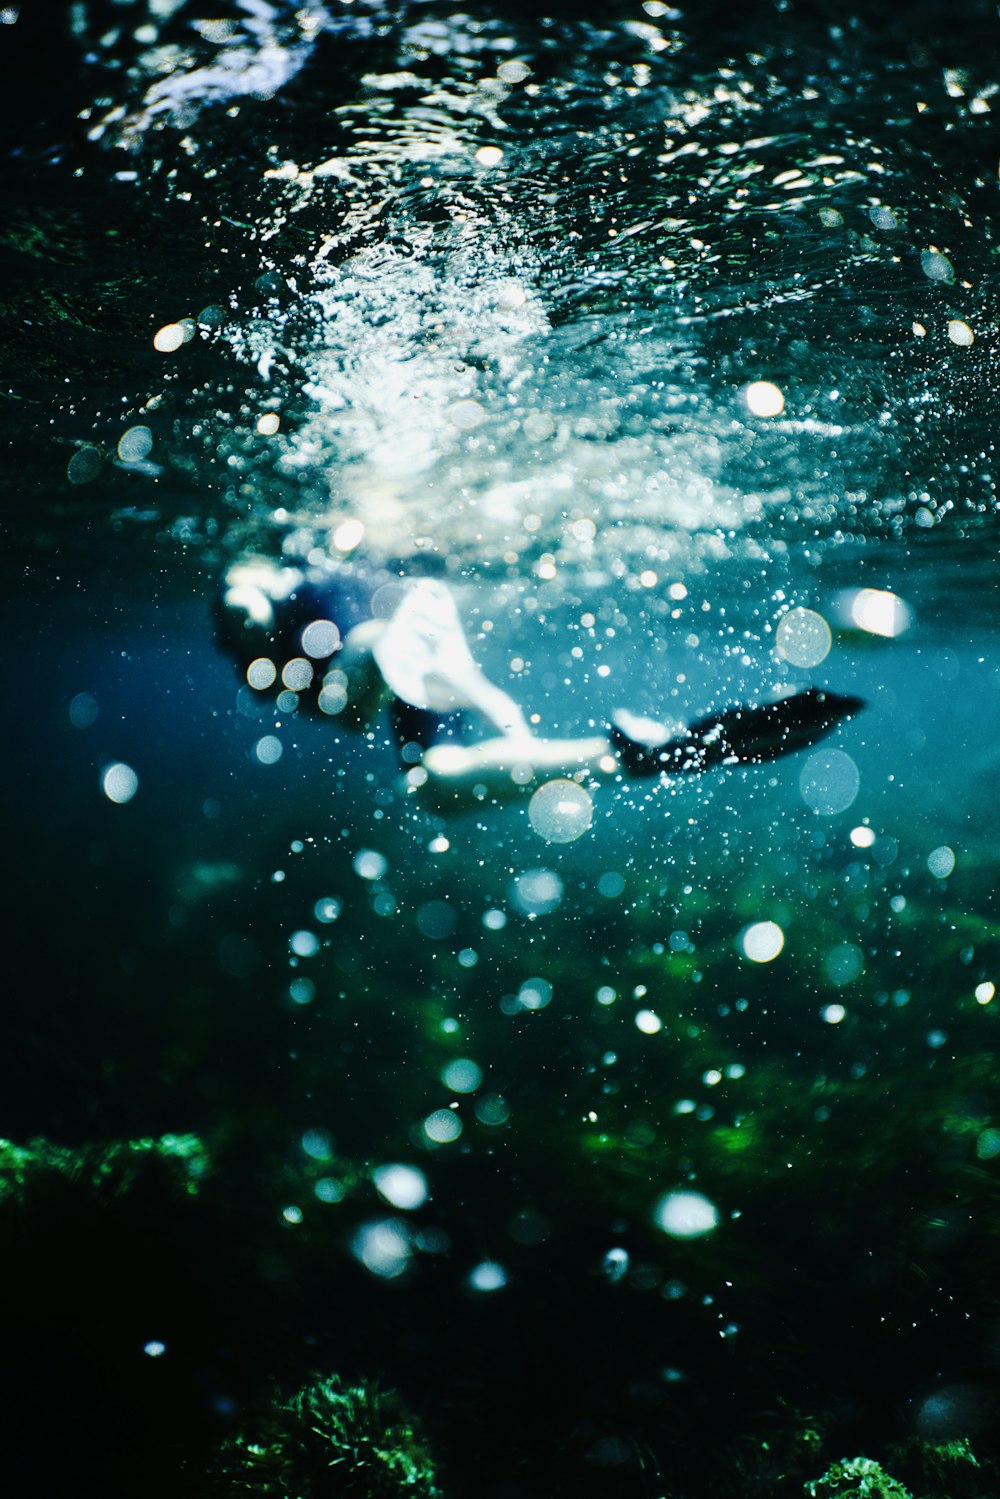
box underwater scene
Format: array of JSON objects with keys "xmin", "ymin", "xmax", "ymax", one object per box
[{"xmin": 2, "ymin": 1, "xmax": 1000, "ymax": 1494}]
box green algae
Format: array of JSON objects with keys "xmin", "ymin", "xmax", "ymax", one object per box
[
  {"xmin": 805, "ymin": 1457, "xmax": 911, "ymax": 1499},
  {"xmin": 212, "ymin": 1374, "xmax": 441, "ymax": 1498},
  {"xmin": 886, "ymin": 1437, "xmax": 992, "ymax": 1499},
  {"xmin": 0, "ymin": 1132, "xmax": 209, "ymax": 1206}
]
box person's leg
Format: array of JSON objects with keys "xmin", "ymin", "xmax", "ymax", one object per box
[{"xmin": 418, "ymin": 690, "xmax": 864, "ymax": 802}]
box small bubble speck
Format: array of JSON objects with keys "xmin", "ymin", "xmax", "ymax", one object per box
[
  {"xmin": 247, "ymin": 658, "xmax": 277, "ymax": 690},
  {"xmin": 102, "ymin": 762, "xmax": 139, "ymax": 804},
  {"xmin": 654, "ymin": 1191, "xmax": 720, "ymax": 1239},
  {"xmin": 739, "ymin": 921, "xmax": 784, "ymax": 963},
  {"xmin": 528, "ymin": 779, "xmax": 593, "ymax": 843},
  {"xmin": 743, "ymin": 380, "xmax": 785, "ymax": 417},
  {"xmin": 67, "ymin": 448, "xmax": 101, "ymax": 485},
  {"xmin": 69, "ymin": 692, "xmax": 99, "ymax": 728},
  {"xmin": 153, "ymin": 323, "xmax": 185, "ymax": 353},
  {"xmin": 255, "ymin": 735, "xmax": 283, "ymax": 765},
  {"xmin": 117, "ymin": 425, "xmax": 154, "ymax": 463}
]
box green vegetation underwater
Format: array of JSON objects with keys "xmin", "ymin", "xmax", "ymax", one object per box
[{"xmin": 2, "ymin": 2, "xmax": 1000, "ymax": 1495}]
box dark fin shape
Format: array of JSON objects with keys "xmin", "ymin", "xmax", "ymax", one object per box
[
  {"xmin": 608, "ymin": 719, "xmax": 668, "ymax": 777},
  {"xmin": 611, "ymin": 689, "xmax": 864, "ymax": 777}
]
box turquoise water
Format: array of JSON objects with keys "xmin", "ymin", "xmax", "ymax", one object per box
[{"xmin": 2, "ymin": 3, "xmax": 1000, "ymax": 1495}]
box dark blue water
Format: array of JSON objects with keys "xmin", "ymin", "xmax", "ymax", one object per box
[{"xmin": 3, "ymin": 3, "xmax": 1000, "ymax": 1495}]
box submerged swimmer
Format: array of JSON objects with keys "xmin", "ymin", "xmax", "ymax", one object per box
[{"xmin": 218, "ymin": 560, "xmax": 863, "ymax": 801}]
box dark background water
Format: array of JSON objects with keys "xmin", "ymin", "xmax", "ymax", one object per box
[{"xmin": 2, "ymin": 2, "xmax": 1000, "ymax": 1495}]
